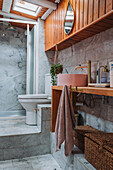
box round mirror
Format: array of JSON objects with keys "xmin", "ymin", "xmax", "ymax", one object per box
[{"xmin": 64, "ymin": 1, "xmax": 74, "ymax": 35}]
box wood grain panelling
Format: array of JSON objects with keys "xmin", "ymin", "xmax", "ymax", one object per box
[
  {"xmin": 76, "ymin": 0, "xmax": 80, "ymax": 30},
  {"xmin": 72, "ymin": 0, "xmax": 76, "ymax": 32},
  {"xmin": 80, "ymin": 0, "xmax": 84, "ymax": 29},
  {"xmin": 88, "ymin": 0, "xmax": 94, "ymax": 24},
  {"xmin": 45, "ymin": 0, "xmax": 113, "ymax": 51},
  {"xmin": 94, "ymin": 0, "xmax": 98, "ymax": 20},
  {"xmin": 106, "ymin": 0, "xmax": 113, "ymax": 13},
  {"xmin": 63, "ymin": 0, "xmax": 69, "ymax": 39},
  {"xmin": 0, "ymin": 0, "xmax": 2, "ymax": 10},
  {"xmin": 84, "ymin": 0, "xmax": 88, "ymax": 26},
  {"xmin": 99, "ymin": 0, "xmax": 106, "ymax": 17}
]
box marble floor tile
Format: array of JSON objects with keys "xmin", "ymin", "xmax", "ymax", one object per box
[
  {"xmin": 0, "ymin": 160, "xmax": 13, "ymax": 168},
  {"xmin": 0, "ymin": 154, "xmax": 62, "ymax": 170}
]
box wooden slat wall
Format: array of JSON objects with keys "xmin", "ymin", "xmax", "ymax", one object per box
[
  {"xmin": 94, "ymin": 0, "xmax": 99, "ymax": 20},
  {"xmin": 84, "ymin": 0, "xmax": 88, "ymax": 26},
  {"xmin": 99, "ymin": 0, "xmax": 106, "ymax": 17},
  {"xmin": 45, "ymin": 0, "xmax": 113, "ymax": 51}
]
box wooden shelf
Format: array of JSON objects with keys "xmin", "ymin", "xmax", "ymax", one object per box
[
  {"xmin": 51, "ymin": 86, "xmax": 113, "ymax": 132},
  {"xmin": 52, "ymin": 86, "xmax": 113, "ymax": 97},
  {"xmin": 45, "ymin": 10, "xmax": 113, "ymax": 51}
]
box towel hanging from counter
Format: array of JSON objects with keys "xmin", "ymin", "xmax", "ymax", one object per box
[{"xmin": 55, "ymin": 85, "xmax": 76, "ymax": 157}]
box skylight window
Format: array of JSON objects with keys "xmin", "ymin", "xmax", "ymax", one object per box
[{"xmin": 13, "ymin": 0, "xmax": 42, "ymax": 17}]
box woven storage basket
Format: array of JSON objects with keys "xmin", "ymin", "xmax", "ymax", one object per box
[
  {"xmin": 85, "ymin": 133, "xmax": 113, "ymax": 170},
  {"xmin": 73, "ymin": 125, "xmax": 100, "ymax": 152}
]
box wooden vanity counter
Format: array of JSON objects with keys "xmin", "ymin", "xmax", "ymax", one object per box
[{"xmin": 51, "ymin": 86, "xmax": 113, "ymax": 132}]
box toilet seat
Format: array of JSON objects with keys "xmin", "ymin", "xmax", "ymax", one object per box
[
  {"xmin": 18, "ymin": 98, "xmax": 51, "ymax": 103},
  {"xmin": 18, "ymin": 94, "xmax": 48, "ymax": 99}
]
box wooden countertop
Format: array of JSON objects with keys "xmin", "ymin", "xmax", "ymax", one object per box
[{"xmin": 52, "ymin": 86, "xmax": 113, "ymax": 97}]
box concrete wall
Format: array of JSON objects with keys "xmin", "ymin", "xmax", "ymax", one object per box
[
  {"xmin": 47, "ymin": 27, "xmax": 113, "ymax": 132},
  {"xmin": 37, "ymin": 19, "xmax": 52, "ymax": 94},
  {"xmin": 0, "ymin": 24, "xmax": 26, "ymax": 113}
]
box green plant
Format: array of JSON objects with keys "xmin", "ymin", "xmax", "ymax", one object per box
[{"xmin": 50, "ymin": 63, "xmax": 63, "ymax": 86}]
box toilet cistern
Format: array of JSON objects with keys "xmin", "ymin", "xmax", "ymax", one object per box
[{"xmin": 18, "ymin": 73, "xmax": 52, "ymax": 126}]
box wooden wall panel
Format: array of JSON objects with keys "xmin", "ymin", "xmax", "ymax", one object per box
[
  {"xmin": 72, "ymin": 0, "xmax": 76, "ymax": 32},
  {"xmin": 45, "ymin": 0, "xmax": 113, "ymax": 51},
  {"xmin": 99, "ymin": 0, "xmax": 106, "ymax": 17},
  {"xmin": 106, "ymin": 0, "xmax": 113, "ymax": 13},
  {"xmin": 64, "ymin": 0, "xmax": 69, "ymax": 39},
  {"xmin": 0, "ymin": 0, "xmax": 3, "ymax": 10},
  {"xmin": 84, "ymin": 0, "xmax": 88, "ymax": 26},
  {"xmin": 80, "ymin": 0, "xmax": 84, "ymax": 29},
  {"xmin": 94, "ymin": 0, "xmax": 99, "ymax": 20},
  {"xmin": 76, "ymin": 0, "xmax": 80, "ymax": 31},
  {"xmin": 88, "ymin": 0, "xmax": 94, "ymax": 24}
]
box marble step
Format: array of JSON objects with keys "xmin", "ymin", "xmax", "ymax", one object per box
[
  {"xmin": 0, "ymin": 116, "xmax": 40, "ymax": 136},
  {"xmin": 50, "ymin": 132, "xmax": 96, "ymax": 170},
  {"xmin": 0, "ymin": 132, "xmax": 51, "ymax": 161},
  {"xmin": 0, "ymin": 105, "xmax": 52, "ymax": 161},
  {"xmin": 74, "ymin": 154, "xmax": 95, "ymax": 170},
  {"xmin": 0, "ymin": 154, "xmax": 62, "ymax": 170}
]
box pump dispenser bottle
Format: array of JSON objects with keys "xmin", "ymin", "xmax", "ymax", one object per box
[
  {"xmin": 100, "ymin": 66, "xmax": 109, "ymax": 83},
  {"xmin": 96, "ymin": 60, "xmax": 100, "ymax": 83}
]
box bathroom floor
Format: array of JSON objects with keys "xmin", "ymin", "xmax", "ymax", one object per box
[
  {"xmin": 0, "ymin": 154, "xmax": 62, "ymax": 170},
  {"xmin": 0, "ymin": 116, "xmax": 40, "ymax": 136}
]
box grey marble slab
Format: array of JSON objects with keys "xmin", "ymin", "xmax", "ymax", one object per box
[
  {"xmin": 0, "ymin": 154, "xmax": 62, "ymax": 170},
  {"xmin": 0, "ymin": 116, "xmax": 40, "ymax": 136},
  {"xmin": 0, "ymin": 25, "xmax": 27, "ymax": 113}
]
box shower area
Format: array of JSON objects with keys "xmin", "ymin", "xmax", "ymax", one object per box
[{"xmin": 0, "ymin": 20, "xmax": 38, "ymax": 118}]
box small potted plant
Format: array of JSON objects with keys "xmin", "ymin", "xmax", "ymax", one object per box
[{"xmin": 50, "ymin": 63, "xmax": 63, "ymax": 86}]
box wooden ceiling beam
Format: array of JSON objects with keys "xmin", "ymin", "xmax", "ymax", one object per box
[
  {"xmin": 24, "ymin": 0, "xmax": 57, "ymax": 10},
  {"xmin": 0, "ymin": 10, "xmax": 36, "ymax": 21},
  {"xmin": 41, "ymin": 8, "xmax": 53, "ymax": 20}
]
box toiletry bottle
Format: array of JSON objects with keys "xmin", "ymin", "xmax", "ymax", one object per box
[
  {"xmin": 109, "ymin": 62, "xmax": 113, "ymax": 87},
  {"xmin": 96, "ymin": 60, "xmax": 100, "ymax": 83},
  {"xmin": 101, "ymin": 66, "xmax": 109, "ymax": 83}
]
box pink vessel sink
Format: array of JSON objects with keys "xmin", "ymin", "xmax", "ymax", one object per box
[{"xmin": 57, "ymin": 74, "xmax": 88, "ymax": 87}]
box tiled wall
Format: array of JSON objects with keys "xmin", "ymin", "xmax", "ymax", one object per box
[
  {"xmin": 47, "ymin": 27, "xmax": 113, "ymax": 132},
  {"xmin": 0, "ymin": 24, "xmax": 27, "ymax": 113}
]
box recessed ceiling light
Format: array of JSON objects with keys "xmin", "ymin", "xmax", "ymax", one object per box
[
  {"xmin": 13, "ymin": 0, "xmax": 42, "ymax": 17},
  {"xmin": 7, "ymin": 24, "xmax": 16, "ymax": 31},
  {"xmin": 0, "ymin": 33, "xmax": 6, "ymax": 37}
]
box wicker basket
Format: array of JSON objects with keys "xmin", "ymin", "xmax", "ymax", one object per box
[
  {"xmin": 73, "ymin": 125, "xmax": 100, "ymax": 152},
  {"xmin": 85, "ymin": 133, "xmax": 113, "ymax": 170}
]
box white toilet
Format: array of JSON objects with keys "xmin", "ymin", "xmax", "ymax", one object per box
[
  {"xmin": 18, "ymin": 94, "xmax": 51, "ymax": 125},
  {"xmin": 18, "ymin": 74, "xmax": 52, "ymax": 125}
]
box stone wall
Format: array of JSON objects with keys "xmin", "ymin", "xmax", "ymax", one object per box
[
  {"xmin": 47, "ymin": 27, "xmax": 113, "ymax": 132},
  {"xmin": 0, "ymin": 24, "xmax": 27, "ymax": 113}
]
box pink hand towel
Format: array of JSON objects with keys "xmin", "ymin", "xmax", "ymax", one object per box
[{"xmin": 55, "ymin": 85, "xmax": 76, "ymax": 156}]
